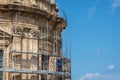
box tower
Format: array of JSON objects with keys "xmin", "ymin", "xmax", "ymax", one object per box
[{"xmin": 0, "ymin": 0, "xmax": 71, "ymax": 80}]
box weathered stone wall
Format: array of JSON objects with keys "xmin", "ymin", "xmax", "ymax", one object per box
[{"xmin": 0, "ymin": 0, "xmax": 68, "ymax": 80}]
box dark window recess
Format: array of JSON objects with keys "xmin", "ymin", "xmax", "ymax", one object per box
[
  {"xmin": 42, "ymin": 55, "xmax": 49, "ymax": 70},
  {"xmin": 0, "ymin": 50, "xmax": 3, "ymax": 80}
]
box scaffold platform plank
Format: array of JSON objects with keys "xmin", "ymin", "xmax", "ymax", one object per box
[{"xmin": 0, "ymin": 68, "xmax": 69, "ymax": 77}]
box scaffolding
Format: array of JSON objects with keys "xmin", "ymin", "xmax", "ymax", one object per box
[{"xmin": 0, "ymin": 0, "xmax": 71, "ymax": 80}]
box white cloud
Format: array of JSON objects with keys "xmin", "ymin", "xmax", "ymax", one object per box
[
  {"xmin": 110, "ymin": 0, "xmax": 120, "ymax": 13},
  {"xmin": 79, "ymin": 73, "xmax": 120, "ymax": 80},
  {"xmin": 79, "ymin": 73, "xmax": 100, "ymax": 80},
  {"xmin": 87, "ymin": 0, "xmax": 101, "ymax": 18},
  {"xmin": 87, "ymin": 6, "xmax": 96, "ymax": 18},
  {"xmin": 107, "ymin": 65, "xmax": 115, "ymax": 70}
]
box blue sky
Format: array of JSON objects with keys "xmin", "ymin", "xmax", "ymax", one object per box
[{"xmin": 57, "ymin": 0, "xmax": 120, "ymax": 80}]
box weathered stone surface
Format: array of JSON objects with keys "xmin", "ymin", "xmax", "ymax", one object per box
[{"xmin": 0, "ymin": 0, "xmax": 69, "ymax": 80}]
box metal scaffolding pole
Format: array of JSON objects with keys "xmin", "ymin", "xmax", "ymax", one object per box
[
  {"xmin": 46, "ymin": 20, "xmax": 49, "ymax": 80},
  {"xmin": 2, "ymin": 14, "xmax": 6, "ymax": 80},
  {"xmin": 14, "ymin": 11, "xmax": 18, "ymax": 80},
  {"xmin": 40, "ymin": 27, "xmax": 43, "ymax": 80},
  {"xmin": 26, "ymin": 33, "xmax": 28, "ymax": 80},
  {"xmin": 9, "ymin": 13, "xmax": 13, "ymax": 80},
  {"xmin": 38, "ymin": 29, "xmax": 41, "ymax": 80},
  {"xmin": 53, "ymin": 31, "xmax": 55, "ymax": 80},
  {"xmin": 70, "ymin": 42, "xmax": 72, "ymax": 80},
  {"xmin": 32, "ymin": 28, "xmax": 34, "ymax": 80}
]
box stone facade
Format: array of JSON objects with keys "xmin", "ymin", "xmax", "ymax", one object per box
[{"xmin": 0, "ymin": 0, "xmax": 70, "ymax": 80}]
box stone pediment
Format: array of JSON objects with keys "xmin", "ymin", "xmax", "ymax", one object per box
[{"xmin": 0, "ymin": 30, "xmax": 10, "ymax": 39}]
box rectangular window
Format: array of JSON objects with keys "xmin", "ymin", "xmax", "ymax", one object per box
[{"xmin": 0, "ymin": 50, "xmax": 3, "ymax": 80}]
